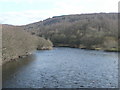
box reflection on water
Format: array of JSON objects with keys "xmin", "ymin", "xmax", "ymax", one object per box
[
  {"xmin": 2, "ymin": 47, "xmax": 118, "ymax": 88},
  {"xmin": 2, "ymin": 54, "xmax": 36, "ymax": 82}
]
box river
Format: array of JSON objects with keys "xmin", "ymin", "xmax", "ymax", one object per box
[{"xmin": 3, "ymin": 47, "xmax": 118, "ymax": 88}]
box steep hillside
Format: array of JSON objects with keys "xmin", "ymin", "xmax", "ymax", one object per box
[
  {"xmin": 2, "ymin": 24, "xmax": 53, "ymax": 64},
  {"xmin": 23, "ymin": 13, "xmax": 119, "ymax": 51}
]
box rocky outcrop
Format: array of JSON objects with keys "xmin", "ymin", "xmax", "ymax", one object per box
[{"xmin": 37, "ymin": 46, "xmax": 53, "ymax": 50}]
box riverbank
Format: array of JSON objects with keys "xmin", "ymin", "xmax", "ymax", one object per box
[
  {"xmin": 54, "ymin": 44, "xmax": 119, "ymax": 52},
  {"xmin": 2, "ymin": 46, "xmax": 53, "ymax": 65},
  {"xmin": 3, "ymin": 45, "xmax": 118, "ymax": 65},
  {"xmin": 3, "ymin": 43, "xmax": 118, "ymax": 65}
]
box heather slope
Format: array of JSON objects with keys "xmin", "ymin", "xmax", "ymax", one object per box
[{"xmin": 2, "ymin": 24, "xmax": 53, "ymax": 64}]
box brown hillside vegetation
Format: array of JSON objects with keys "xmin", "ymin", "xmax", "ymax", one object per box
[
  {"xmin": 23, "ymin": 13, "xmax": 119, "ymax": 51},
  {"xmin": 2, "ymin": 25, "xmax": 53, "ymax": 64},
  {"xmin": 2, "ymin": 13, "xmax": 119, "ymax": 64}
]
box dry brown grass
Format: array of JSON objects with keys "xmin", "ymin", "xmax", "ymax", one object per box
[{"xmin": 2, "ymin": 24, "xmax": 53, "ymax": 64}]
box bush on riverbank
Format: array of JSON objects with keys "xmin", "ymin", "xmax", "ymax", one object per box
[{"xmin": 37, "ymin": 38, "xmax": 53, "ymax": 50}]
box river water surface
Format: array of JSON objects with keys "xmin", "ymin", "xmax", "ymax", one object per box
[{"xmin": 3, "ymin": 47, "xmax": 118, "ymax": 88}]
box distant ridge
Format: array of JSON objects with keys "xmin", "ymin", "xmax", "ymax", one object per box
[{"xmin": 21, "ymin": 13, "xmax": 119, "ymax": 51}]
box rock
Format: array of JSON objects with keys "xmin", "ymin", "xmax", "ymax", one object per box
[{"xmin": 80, "ymin": 85, "xmax": 84, "ymax": 87}]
